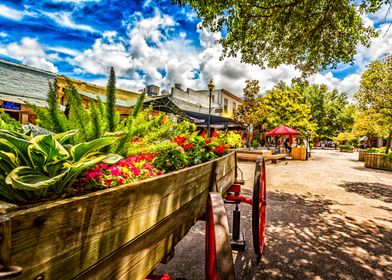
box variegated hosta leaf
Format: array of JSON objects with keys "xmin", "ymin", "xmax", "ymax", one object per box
[
  {"xmin": 54, "ymin": 129, "xmax": 78, "ymax": 145},
  {"xmin": 101, "ymin": 154, "xmax": 123, "ymax": 165},
  {"xmin": 70, "ymin": 136, "xmax": 119, "ymax": 162},
  {"xmin": 0, "ymin": 132, "xmax": 32, "ymax": 165},
  {"xmin": 0, "ymin": 129, "xmax": 31, "ymax": 140},
  {"xmin": 0, "ymin": 150, "xmax": 20, "ymax": 172},
  {"xmin": 5, "ymin": 166, "xmax": 70, "ymax": 191},
  {"xmin": 28, "ymin": 134, "xmax": 69, "ymax": 172},
  {"xmin": 57, "ymin": 153, "xmax": 118, "ymax": 193}
]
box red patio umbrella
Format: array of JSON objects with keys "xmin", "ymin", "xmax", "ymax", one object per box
[
  {"xmin": 266, "ymin": 125, "xmax": 301, "ymax": 136},
  {"xmin": 266, "ymin": 125, "xmax": 301, "ymax": 144}
]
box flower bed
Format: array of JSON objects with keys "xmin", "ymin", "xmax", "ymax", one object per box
[{"xmin": 339, "ymin": 144, "xmax": 354, "ymax": 153}]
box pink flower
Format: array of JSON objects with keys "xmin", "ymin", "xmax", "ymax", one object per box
[
  {"xmin": 132, "ymin": 167, "xmax": 140, "ymax": 177},
  {"xmin": 104, "ymin": 179, "xmax": 113, "ymax": 186},
  {"xmin": 109, "ymin": 166, "xmax": 121, "ymax": 177}
]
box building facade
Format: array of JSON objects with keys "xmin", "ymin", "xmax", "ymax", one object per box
[
  {"xmin": 0, "ymin": 59, "xmax": 56, "ymax": 123},
  {"xmin": 169, "ymin": 84, "xmax": 242, "ymax": 119}
]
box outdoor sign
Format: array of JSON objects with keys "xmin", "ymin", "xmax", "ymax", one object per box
[{"xmin": 1, "ymin": 101, "xmax": 21, "ymax": 110}]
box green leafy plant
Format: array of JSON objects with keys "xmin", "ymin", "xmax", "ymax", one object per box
[
  {"xmin": 0, "ymin": 130, "xmax": 121, "ymax": 203},
  {"xmin": 152, "ymin": 142, "xmax": 189, "ymax": 173},
  {"xmin": 339, "ymin": 144, "xmax": 354, "ymax": 150},
  {"xmin": 0, "ymin": 110, "xmax": 23, "ymax": 132},
  {"xmin": 251, "ymin": 139, "xmax": 259, "ymax": 149},
  {"xmin": 225, "ymin": 131, "xmax": 242, "ymax": 148}
]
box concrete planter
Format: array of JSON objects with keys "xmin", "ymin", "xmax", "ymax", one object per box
[{"xmin": 364, "ymin": 153, "xmax": 392, "ymax": 171}]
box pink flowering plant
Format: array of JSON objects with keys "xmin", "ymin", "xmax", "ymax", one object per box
[{"xmin": 80, "ymin": 153, "xmax": 162, "ymax": 190}]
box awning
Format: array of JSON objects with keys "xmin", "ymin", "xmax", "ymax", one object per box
[
  {"xmin": 0, "ymin": 92, "xmax": 48, "ymax": 108},
  {"xmin": 266, "ymin": 125, "xmax": 301, "ymax": 136},
  {"xmin": 183, "ymin": 110, "xmax": 243, "ymax": 129}
]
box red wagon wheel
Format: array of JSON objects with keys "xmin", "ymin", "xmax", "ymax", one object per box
[
  {"xmin": 205, "ymin": 192, "xmax": 236, "ymax": 280},
  {"xmin": 252, "ymin": 157, "xmax": 267, "ymax": 256}
]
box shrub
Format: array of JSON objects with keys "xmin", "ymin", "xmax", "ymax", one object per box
[{"xmin": 339, "ymin": 144, "xmax": 354, "ymax": 150}]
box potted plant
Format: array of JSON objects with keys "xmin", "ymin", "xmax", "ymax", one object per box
[{"xmin": 339, "ymin": 144, "xmax": 355, "ymax": 153}]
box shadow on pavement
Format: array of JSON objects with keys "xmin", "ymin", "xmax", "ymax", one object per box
[
  {"xmin": 351, "ymin": 166, "xmax": 392, "ymax": 175},
  {"xmin": 234, "ymin": 191, "xmax": 392, "ymax": 280},
  {"xmin": 339, "ymin": 181, "xmax": 392, "ymax": 203}
]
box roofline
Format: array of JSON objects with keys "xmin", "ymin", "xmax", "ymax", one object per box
[
  {"xmin": 0, "ymin": 58, "xmax": 57, "ymax": 76},
  {"xmin": 221, "ymin": 89, "xmax": 243, "ymax": 102},
  {"xmin": 56, "ymin": 75, "xmax": 140, "ymax": 96}
]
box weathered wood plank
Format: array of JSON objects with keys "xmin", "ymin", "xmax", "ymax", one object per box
[
  {"xmin": 364, "ymin": 153, "xmax": 392, "ymax": 171},
  {"xmin": 1, "ymin": 152, "xmax": 235, "ymax": 279},
  {"xmin": 75, "ymin": 190, "xmax": 208, "ymax": 280}
]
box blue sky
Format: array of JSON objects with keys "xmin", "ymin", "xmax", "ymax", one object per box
[{"xmin": 0, "ymin": 0, "xmax": 391, "ymax": 97}]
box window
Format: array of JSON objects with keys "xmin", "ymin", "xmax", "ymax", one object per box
[
  {"xmin": 224, "ymin": 98, "xmax": 228, "ymax": 113},
  {"xmin": 233, "ymin": 102, "xmax": 236, "ymax": 113}
]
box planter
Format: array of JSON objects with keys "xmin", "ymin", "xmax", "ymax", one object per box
[
  {"xmin": 358, "ymin": 149, "xmax": 365, "ymax": 161},
  {"xmin": 340, "ymin": 149, "xmax": 354, "ymax": 153},
  {"xmin": 0, "ymin": 152, "xmax": 236, "ymax": 280},
  {"xmin": 364, "ymin": 153, "xmax": 392, "ymax": 171},
  {"xmin": 291, "ymin": 147, "xmax": 306, "ymax": 160}
]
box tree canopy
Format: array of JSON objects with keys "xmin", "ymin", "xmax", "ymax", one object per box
[
  {"xmin": 174, "ymin": 0, "xmax": 387, "ymax": 74},
  {"xmin": 355, "ymin": 55, "xmax": 392, "ymax": 153}
]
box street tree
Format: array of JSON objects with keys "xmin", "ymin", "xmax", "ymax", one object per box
[
  {"xmin": 353, "ymin": 109, "xmax": 384, "ymax": 147},
  {"xmin": 355, "ymin": 55, "xmax": 392, "ymax": 153},
  {"xmin": 174, "ymin": 0, "xmax": 386, "ymax": 74},
  {"xmin": 264, "ymin": 83, "xmax": 317, "ymax": 133}
]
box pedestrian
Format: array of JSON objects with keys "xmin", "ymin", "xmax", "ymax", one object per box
[{"xmin": 284, "ymin": 138, "xmax": 292, "ymax": 155}]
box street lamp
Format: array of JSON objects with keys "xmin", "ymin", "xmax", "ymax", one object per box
[{"xmin": 207, "ymin": 79, "xmax": 214, "ymax": 136}]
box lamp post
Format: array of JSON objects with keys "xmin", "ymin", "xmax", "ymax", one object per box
[{"xmin": 207, "ymin": 79, "xmax": 214, "ymax": 136}]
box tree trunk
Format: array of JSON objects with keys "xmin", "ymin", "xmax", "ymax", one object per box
[{"xmin": 386, "ymin": 130, "xmax": 392, "ymax": 154}]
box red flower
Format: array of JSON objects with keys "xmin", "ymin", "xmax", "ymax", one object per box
[
  {"xmin": 174, "ymin": 136, "xmax": 187, "ymax": 146},
  {"xmin": 212, "ymin": 130, "xmax": 218, "ymax": 138},
  {"xmin": 213, "ymin": 145, "xmax": 225, "ymax": 154},
  {"xmin": 104, "ymin": 179, "xmax": 113, "ymax": 186},
  {"xmin": 200, "ymin": 131, "xmax": 207, "ymax": 138},
  {"xmin": 183, "ymin": 142, "xmax": 193, "ymax": 151},
  {"xmin": 118, "ymin": 178, "xmax": 124, "ymax": 185},
  {"xmin": 132, "ymin": 138, "xmax": 142, "ymax": 143},
  {"xmin": 205, "ymin": 139, "xmax": 212, "ymax": 144}
]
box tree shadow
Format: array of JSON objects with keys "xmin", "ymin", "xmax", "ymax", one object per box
[
  {"xmin": 352, "ymin": 166, "xmax": 392, "ymax": 175},
  {"xmin": 339, "ymin": 181, "xmax": 392, "ymax": 203},
  {"xmin": 233, "ymin": 191, "xmax": 392, "ymax": 279}
]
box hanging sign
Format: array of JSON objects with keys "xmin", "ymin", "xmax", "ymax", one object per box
[{"xmin": 1, "ymin": 101, "xmax": 21, "ymax": 110}]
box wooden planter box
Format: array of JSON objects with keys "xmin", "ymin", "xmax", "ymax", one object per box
[
  {"xmin": 364, "ymin": 153, "xmax": 392, "ymax": 171},
  {"xmin": 0, "ymin": 152, "xmax": 236, "ymax": 280},
  {"xmin": 340, "ymin": 149, "xmax": 354, "ymax": 153},
  {"xmin": 291, "ymin": 147, "xmax": 306, "ymax": 160},
  {"xmin": 358, "ymin": 149, "xmax": 365, "ymax": 161}
]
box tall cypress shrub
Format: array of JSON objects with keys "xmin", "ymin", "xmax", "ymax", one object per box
[{"xmin": 106, "ymin": 67, "xmax": 117, "ymax": 132}]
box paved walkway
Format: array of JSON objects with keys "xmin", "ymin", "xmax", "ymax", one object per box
[{"xmin": 156, "ymin": 149, "xmax": 392, "ymax": 279}]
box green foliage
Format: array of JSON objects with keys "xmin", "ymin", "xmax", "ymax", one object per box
[
  {"xmin": 251, "ymin": 139, "xmax": 259, "ymax": 149},
  {"xmin": 174, "ymin": 0, "xmax": 382, "ymax": 74},
  {"xmin": 152, "ymin": 142, "xmax": 189, "ymax": 173},
  {"xmin": 234, "ymin": 80, "xmax": 268, "ymax": 129},
  {"xmin": 0, "ymin": 130, "xmax": 121, "ymax": 203},
  {"xmin": 225, "ymin": 131, "xmax": 242, "ymax": 148},
  {"xmin": 106, "ymin": 67, "xmax": 118, "ymax": 132},
  {"xmin": 334, "ymin": 132, "xmax": 358, "ymax": 145},
  {"xmin": 355, "ymin": 55, "xmax": 392, "ymax": 154},
  {"xmin": 47, "ymin": 79, "xmax": 68, "ymax": 132},
  {"xmin": 264, "ymin": 83, "xmax": 317, "ymax": 133},
  {"xmin": 339, "ymin": 144, "xmax": 354, "ymax": 150},
  {"xmin": 65, "ymin": 80, "xmax": 91, "ymax": 142},
  {"xmin": 0, "ymin": 110, "xmax": 23, "ymax": 132},
  {"xmin": 301, "ymin": 84, "xmax": 355, "ymax": 138}
]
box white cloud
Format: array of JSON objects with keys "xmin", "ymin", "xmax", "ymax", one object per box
[
  {"xmin": 0, "ymin": 37, "xmax": 58, "ymax": 73},
  {"xmin": 50, "ymin": 0, "xmax": 101, "ymax": 3},
  {"xmin": 0, "ymin": 4, "xmax": 30, "ymax": 21},
  {"xmin": 0, "ymin": 32, "xmax": 8, "ymax": 38},
  {"xmin": 43, "ymin": 11, "xmax": 98, "ymax": 33},
  {"xmin": 66, "ymin": 6, "xmax": 391, "ymax": 98},
  {"xmin": 48, "ymin": 46, "xmax": 81, "ymax": 56}
]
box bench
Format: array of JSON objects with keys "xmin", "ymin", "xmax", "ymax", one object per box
[{"xmin": 263, "ymin": 154, "xmax": 289, "ymax": 164}]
